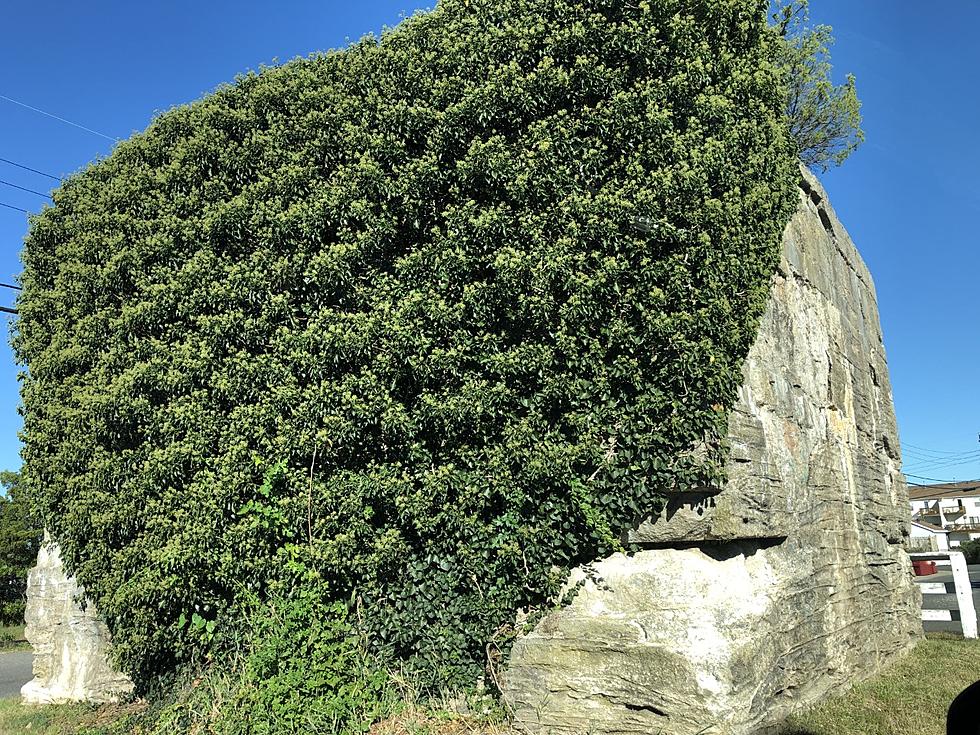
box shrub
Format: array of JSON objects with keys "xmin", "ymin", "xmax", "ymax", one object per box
[
  {"xmin": 228, "ymin": 595, "xmax": 391, "ymax": 734},
  {"xmin": 14, "ymin": 0, "xmax": 799, "ymax": 690},
  {"xmin": 144, "ymin": 587, "xmax": 392, "ymax": 735},
  {"xmin": 959, "ymin": 540, "xmax": 980, "ymax": 565}
]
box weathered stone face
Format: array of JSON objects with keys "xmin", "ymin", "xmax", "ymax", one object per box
[
  {"xmin": 21, "ymin": 540, "xmax": 133, "ymax": 705},
  {"xmin": 503, "ymin": 168, "xmax": 921, "ymax": 735}
]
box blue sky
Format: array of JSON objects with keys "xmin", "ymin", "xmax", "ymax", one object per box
[{"xmin": 0, "ymin": 1, "xmax": 976, "ymax": 483}]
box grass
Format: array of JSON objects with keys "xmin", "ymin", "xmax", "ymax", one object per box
[
  {"xmin": 0, "ymin": 700, "xmax": 95, "ymax": 735},
  {"xmin": 0, "ymin": 624, "xmax": 30, "ymax": 652},
  {"xmin": 778, "ymin": 634, "xmax": 980, "ymax": 735},
  {"xmin": 0, "ymin": 636, "xmax": 976, "ymax": 735}
]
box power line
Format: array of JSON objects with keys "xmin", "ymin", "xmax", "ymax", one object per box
[
  {"xmin": 902, "ymin": 442, "xmax": 976, "ymax": 457},
  {"xmin": 902, "ymin": 444, "xmax": 978, "ymax": 457},
  {"xmin": 0, "ymin": 156, "xmax": 61, "ymax": 182},
  {"xmin": 0, "ymin": 283, "xmax": 21, "ymax": 291},
  {"xmin": 0, "ymin": 201, "xmax": 28, "ymax": 214},
  {"xmin": 903, "ymin": 450, "xmax": 980, "ymax": 464},
  {"xmin": 0, "ymin": 178, "xmax": 49, "ymax": 198},
  {"xmin": 905, "ymin": 457, "xmax": 980, "ymax": 474},
  {"xmin": 906, "ymin": 472, "xmax": 980, "ymax": 484},
  {"xmin": 906, "ymin": 463, "xmax": 980, "ymax": 476},
  {"xmin": 904, "ymin": 448, "xmax": 980, "ymax": 463},
  {"xmin": 0, "ymin": 93, "xmax": 117, "ymax": 142}
]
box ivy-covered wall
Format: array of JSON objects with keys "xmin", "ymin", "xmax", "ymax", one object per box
[{"xmin": 14, "ymin": 0, "xmax": 798, "ymax": 689}]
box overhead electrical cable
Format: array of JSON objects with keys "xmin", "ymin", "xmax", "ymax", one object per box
[
  {"xmin": 0, "ymin": 93, "xmax": 117, "ymax": 142},
  {"xmin": 904, "ymin": 449, "xmax": 980, "ymax": 468},
  {"xmin": 905, "ymin": 447, "xmax": 980, "ymax": 460},
  {"xmin": 0, "ymin": 201, "xmax": 28, "ymax": 214},
  {"xmin": 902, "ymin": 449, "xmax": 980, "ymax": 463},
  {"xmin": 0, "ymin": 283, "xmax": 21, "ymax": 291},
  {"xmin": 902, "ymin": 442, "xmax": 977, "ymax": 456},
  {"xmin": 906, "ymin": 472, "xmax": 980, "ymax": 484},
  {"xmin": 906, "ymin": 460, "xmax": 980, "ymax": 473},
  {"xmin": 0, "ymin": 179, "xmax": 49, "ymax": 198},
  {"xmin": 905, "ymin": 458, "xmax": 980, "ymax": 474},
  {"xmin": 0, "ymin": 156, "xmax": 61, "ymax": 181},
  {"xmin": 906, "ymin": 448, "xmax": 980, "ymax": 460}
]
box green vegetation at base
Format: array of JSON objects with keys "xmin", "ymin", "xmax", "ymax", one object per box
[
  {"xmin": 0, "ymin": 700, "xmax": 94, "ymax": 735},
  {"xmin": 15, "ymin": 0, "xmax": 799, "ymax": 704},
  {"xmin": 157, "ymin": 588, "xmax": 397, "ymax": 735},
  {"xmin": 1, "ymin": 636, "xmax": 975, "ymax": 735}
]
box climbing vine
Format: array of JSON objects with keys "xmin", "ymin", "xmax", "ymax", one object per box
[{"xmin": 14, "ymin": 0, "xmax": 798, "ymax": 689}]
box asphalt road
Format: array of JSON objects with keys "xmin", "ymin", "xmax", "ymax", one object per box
[
  {"xmin": 918, "ymin": 563, "xmax": 980, "ymax": 634},
  {"xmin": 0, "ymin": 651, "xmax": 33, "ymax": 699},
  {"xmin": 919, "ymin": 562, "xmax": 980, "ymax": 587}
]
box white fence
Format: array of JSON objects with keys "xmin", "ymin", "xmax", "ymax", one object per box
[{"xmin": 910, "ymin": 551, "xmax": 978, "ymax": 639}]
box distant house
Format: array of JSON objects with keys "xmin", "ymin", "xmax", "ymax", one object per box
[{"xmin": 909, "ymin": 481, "xmax": 980, "ymax": 548}]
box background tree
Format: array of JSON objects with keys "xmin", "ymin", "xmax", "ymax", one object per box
[
  {"xmin": 772, "ymin": 0, "xmax": 864, "ymax": 171},
  {"xmin": 0, "ymin": 470, "xmax": 42, "ymax": 625},
  {"xmin": 958, "ymin": 539, "xmax": 980, "ymax": 565}
]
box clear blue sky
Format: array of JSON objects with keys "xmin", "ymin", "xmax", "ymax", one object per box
[{"xmin": 0, "ymin": 2, "xmax": 977, "ymax": 483}]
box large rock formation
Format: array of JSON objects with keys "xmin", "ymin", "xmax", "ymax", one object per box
[
  {"xmin": 21, "ymin": 540, "xmax": 133, "ymax": 704},
  {"xmin": 503, "ymin": 168, "xmax": 921, "ymax": 735}
]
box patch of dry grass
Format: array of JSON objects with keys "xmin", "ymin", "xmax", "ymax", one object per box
[
  {"xmin": 0, "ymin": 700, "xmax": 146, "ymax": 735},
  {"xmin": 369, "ymin": 708, "xmax": 512, "ymax": 735}
]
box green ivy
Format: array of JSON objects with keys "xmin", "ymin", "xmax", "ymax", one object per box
[{"xmin": 14, "ymin": 0, "xmax": 798, "ymax": 691}]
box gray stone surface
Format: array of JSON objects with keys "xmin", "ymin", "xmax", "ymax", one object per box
[
  {"xmin": 21, "ymin": 540, "xmax": 133, "ymax": 704},
  {"xmin": 503, "ymin": 168, "xmax": 921, "ymax": 735}
]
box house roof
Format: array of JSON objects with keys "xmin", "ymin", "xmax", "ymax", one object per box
[
  {"xmin": 908, "ymin": 481, "xmax": 980, "ymax": 501},
  {"xmin": 911, "ymin": 519, "xmax": 950, "ymax": 534}
]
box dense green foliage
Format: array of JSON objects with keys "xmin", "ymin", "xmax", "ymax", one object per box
[
  {"xmin": 0, "ymin": 471, "xmax": 41, "ymax": 625},
  {"xmin": 15, "ymin": 0, "xmax": 798, "ymax": 691},
  {"xmin": 152, "ymin": 590, "xmax": 395, "ymax": 735},
  {"xmin": 226, "ymin": 598, "xmax": 389, "ymax": 734},
  {"xmin": 772, "ymin": 0, "xmax": 863, "ymax": 170},
  {"xmin": 958, "ymin": 540, "xmax": 980, "ymax": 565}
]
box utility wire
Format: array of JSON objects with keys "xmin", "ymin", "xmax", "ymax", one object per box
[
  {"xmin": 0, "ymin": 179, "xmax": 49, "ymax": 198},
  {"xmin": 905, "ymin": 458, "xmax": 980, "ymax": 474},
  {"xmin": 905, "ymin": 448, "xmax": 980, "ymax": 462},
  {"xmin": 0, "ymin": 93, "xmax": 117, "ymax": 142},
  {"xmin": 0, "ymin": 306, "xmax": 16, "ymax": 315},
  {"xmin": 0, "ymin": 201, "xmax": 28, "ymax": 214},
  {"xmin": 903, "ymin": 450, "xmax": 980, "ymax": 469},
  {"xmin": 903, "ymin": 449, "xmax": 980, "ymax": 463},
  {"xmin": 0, "ymin": 283, "xmax": 21, "ymax": 291},
  {"xmin": 902, "ymin": 445, "xmax": 979, "ymax": 457},
  {"xmin": 906, "ymin": 460, "xmax": 980, "ymax": 474},
  {"xmin": 904, "ymin": 448, "xmax": 980, "ymax": 468},
  {"xmin": 905, "ymin": 452, "xmax": 980, "ymax": 464},
  {"xmin": 902, "ymin": 442, "xmax": 976, "ymax": 456},
  {"xmin": 0, "ymin": 156, "xmax": 61, "ymax": 182},
  {"xmin": 906, "ymin": 472, "xmax": 980, "ymax": 484}
]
